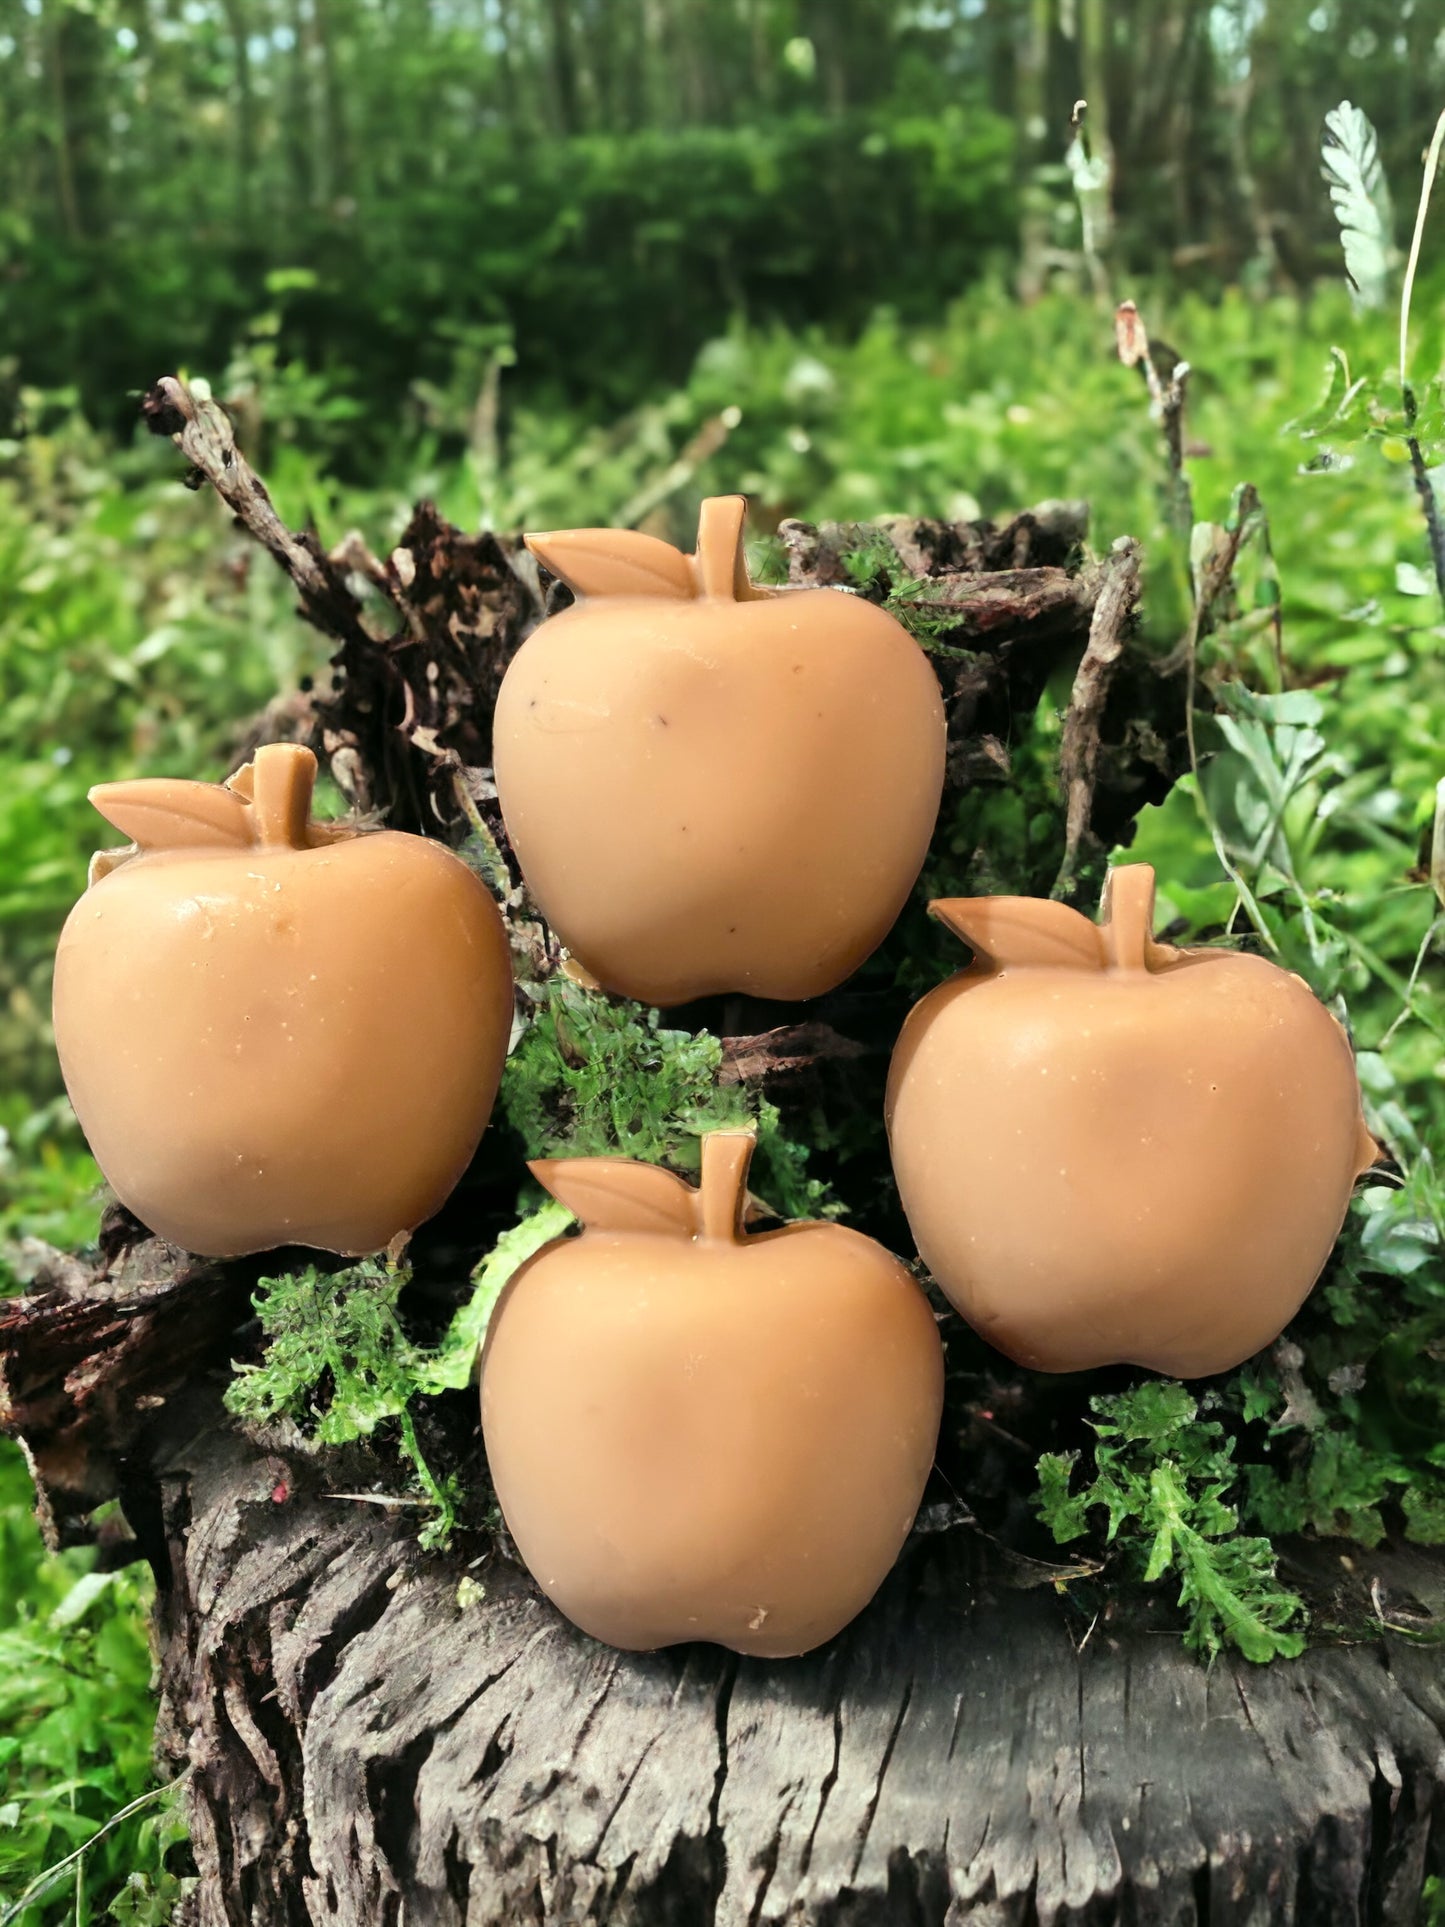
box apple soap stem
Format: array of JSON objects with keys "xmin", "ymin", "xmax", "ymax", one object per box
[
  {"xmin": 250, "ymin": 744, "xmax": 319, "ymax": 850},
  {"xmin": 696, "ymin": 1131, "xmax": 756, "ymax": 1243},
  {"xmin": 692, "ymin": 495, "xmax": 760, "ymax": 603},
  {"xmin": 1100, "ymin": 863, "xmax": 1162, "ymax": 973}
]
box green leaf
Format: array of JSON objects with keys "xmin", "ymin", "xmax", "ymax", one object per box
[
  {"xmin": 418, "ymin": 1201, "xmax": 573, "ymax": 1395},
  {"xmin": 1321, "ymin": 101, "xmax": 1395, "ymax": 311},
  {"xmin": 46, "ymin": 1570, "xmax": 115, "ymax": 1630},
  {"xmin": 1036, "ymin": 1451, "xmax": 1089, "ymax": 1542}
]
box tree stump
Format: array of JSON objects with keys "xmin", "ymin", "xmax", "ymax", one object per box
[
  {"xmin": 4, "ymin": 380, "xmax": 1441, "ymax": 1925},
  {"xmin": 4, "ymin": 1234, "xmax": 1443, "ymax": 1926}
]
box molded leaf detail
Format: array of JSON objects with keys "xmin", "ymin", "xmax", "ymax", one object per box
[
  {"xmin": 88, "ymin": 779, "xmax": 254, "ymax": 853},
  {"xmin": 528, "ymin": 1157, "xmax": 701, "ymax": 1237},
  {"xmin": 930, "ymin": 897, "xmax": 1105, "ymax": 971},
  {"xmin": 86, "ymin": 748, "xmax": 351, "ymax": 878},
  {"xmin": 524, "ymin": 528, "xmax": 696, "ymax": 601}
]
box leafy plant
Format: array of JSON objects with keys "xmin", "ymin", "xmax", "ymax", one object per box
[
  {"xmin": 499, "ymin": 978, "xmax": 836, "ymax": 1220},
  {"xmin": 223, "ymin": 1261, "xmax": 465, "ymax": 1548},
  {"xmin": 0, "ymin": 1447, "xmax": 185, "ymax": 1926},
  {"xmin": 221, "ymin": 1208, "xmax": 589, "ymax": 1549},
  {"xmin": 1038, "ymin": 1383, "xmax": 1307, "ymax": 1663},
  {"xmin": 1236, "ymin": 1168, "xmax": 1445, "ymax": 1551}
]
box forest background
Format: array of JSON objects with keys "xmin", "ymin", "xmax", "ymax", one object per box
[{"xmin": 3, "ymin": 0, "xmax": 1445, "ymax": 1919}]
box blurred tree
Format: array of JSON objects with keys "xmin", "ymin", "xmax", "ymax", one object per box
[{"xmin": 0, "ymin": 0, "xmax": 1441, "ymax": 438}]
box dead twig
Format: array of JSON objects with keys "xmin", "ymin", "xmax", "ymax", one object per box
[
  {"xmin": 1053, "ymin": 536, "xmax": 1142, "ymax": 898},
  {"xmin": 717, "ymin": 1022, "xmax": 867, "ymax": 1086},
  {"xmin": 1115, "ymin": 301, "xmax": 1193, "ymax": 534},
  {"xmin": 143, "ymin": 376, "xmax": 373, "ymax": 633},
  {"xmin": 1157, "ymin": 481, "xmax": 1265, "ymax": 679}
]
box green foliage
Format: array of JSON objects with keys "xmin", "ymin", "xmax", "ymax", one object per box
[
  {"xmin": 416, "ymin": 1204, "xmax": 575, "ymax": 1398},
  {"xmin": 0, "ymin": 1446, "xmax": 185, "ymax": 1925},
  {"xmin": 500, "ymin": 979, "xmax": 836, "ymax": 1221},
  {"xmin": 1129, "ymin": 676, "xmax": 1442, "ymax": 1141},
  {"xmin": 0, "ymin": 1099, "xmax": 101, "ymax": 1259},
  {"xmin": 3, "ymin": 84, "xmax": 1017, "ymax": 449},
  {"xmin": 223, "ymin": 1262, "xmax": 462, "ymax": 1548},
  {"xmin": 1039, "ymin": 1384, "xmax": 1307, "ymax": 1664},
  {"xmin": 221, "ymin": 1215, "xmax": 593, "ymax": 1550},
  {"xmin": 1235, "ymin": 1170, "xmax": 1445, "ymax": 1550}
]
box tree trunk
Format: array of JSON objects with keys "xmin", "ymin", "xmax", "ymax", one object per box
[
  {"xmin": 545, "ymin": 0, "xmax": 582, "ymax": 135},
  {"xmin": 219, "ymin": 0, "xmax": 257, "ymax": 235}
]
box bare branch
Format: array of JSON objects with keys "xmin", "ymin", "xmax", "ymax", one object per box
[
  {"xmin": 1054, "ymin": 536, "xmax": 1142, "ymax": 897},
  {"xmin": 143, "ymin": 376, "xmax": 348, "ymax": 611}
]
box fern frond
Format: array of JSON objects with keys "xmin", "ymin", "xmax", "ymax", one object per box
[{"xmin": 1322, "ymin": 100, "xmax": 1394, "ymax": 310}]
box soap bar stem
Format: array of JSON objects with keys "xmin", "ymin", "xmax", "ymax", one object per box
[
  {"xmin": 697, "ymin": 1131, "xmax": 755, "ymax": 1243},
  {"xmin": 1100, "ymin": 863, "xmax": 1158, "ymax": 972},
  {"xmin": 251, "ymin": 744, "xmax": 318, "ymax": 850},
  {"xmin": 694, "ymin": 495, "xmax": 750, "ymax": 602}
]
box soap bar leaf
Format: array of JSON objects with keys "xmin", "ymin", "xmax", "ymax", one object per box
[
  {"xmin": 88, "ymin": 778, "xmax": 255, "ymax": 854},
  {"xmin": 528, "ymin": 1156, "xmax": 701, "ymax": 1237},
  {"xmin": 930, "ymin": 897, "xmax": 1105, "ymax": 970},
  {"xmin": 525, "ymin": 528, "xmax": 697, "ymax": 601}
]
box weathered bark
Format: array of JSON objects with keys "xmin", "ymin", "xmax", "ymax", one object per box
[{"xmin": 150, "ymin": 1407, "xmax": 1445, "ymax": 1927}]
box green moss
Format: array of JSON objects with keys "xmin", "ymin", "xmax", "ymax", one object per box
[
  {"xmin": 1039, "ymin": 1383, "xmax": 1307, "ymax": 1663},
  {"xmin": 500, "ymin": 978, "xmax": 836, "ymax": 1220}
]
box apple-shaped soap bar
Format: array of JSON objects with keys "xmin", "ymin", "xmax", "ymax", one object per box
[
  {"xmin": 481, "ymin": 1131, "xmax": 943, "ymax": 1656},
  {"xmin": 53, "ymin": 744, "xmax": 513, "ymax": 1258},
  {"xmin": 494, "ymin": 495, "xmax": 946, "ymax": 1005},
  {"xmin": 885, "ymin": 865, "xmax": 1378, "ymax": 1378}
]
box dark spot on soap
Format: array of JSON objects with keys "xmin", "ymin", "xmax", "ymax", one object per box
[
  {"xmin": 656, "ymin": 714, "xmax": 669, "ymax": 727},
  {"xmin": 792, "ymin": 664, "xmax": 804, "ymax": 674}
]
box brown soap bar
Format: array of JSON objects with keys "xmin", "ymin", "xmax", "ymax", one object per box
[
  {"xmin": 53, "ymin": 744, "xmax": 514, "ymax": 1259},
  {"xmin": 494, "ymin": 495, "xmax": 946, "ymax": 1006},
  {"xmin": 885, "ymin": 864, "xmax": 1379, "ymax": 1379},
  {"xmin": 481, "ymin": 1131, "xmax": 944, "ymax": 1657}
]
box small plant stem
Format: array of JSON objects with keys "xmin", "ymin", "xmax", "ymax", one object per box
[
  {"xmin": 1400, "ymin": 107, "xmax": 1445, "ymax": 606},
  {"xmin": 1399, "ymin": 107, "xmax": 1445, "ymax": 399},
  {"xmin": 250, "ymin": 743, "xmax": 317, "ymax": 848},
  {"xmin": 1381, "ymin": 911, "xmax": 1444, "ymax": 1051},
  {"xmin": 1403, "ymin": 423, "xmax": 1445, "ymax": 606},
  {"xmin": 697, "ymin": 1130, "xmax": 755, "ymax": 1242},
  {"xmin": 693, "ymin": 494, "xmax": 750, "ymax": 600},
  {"xmin": 450, "ymin": 767, "xmax": 516, "ymax": 906},
  {"xmin": 397, "ymin": 1407, "xmax": 454, "ymax": 1540},
  {"xmin": 1100, "ymin": 863, "xmax": 1157, "ymax": 971}
]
